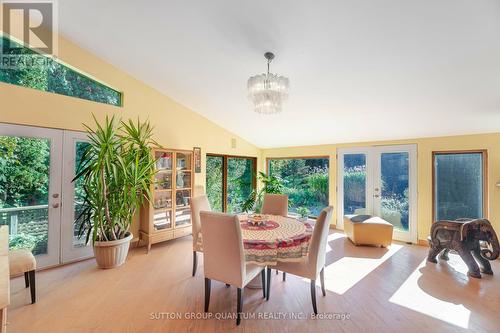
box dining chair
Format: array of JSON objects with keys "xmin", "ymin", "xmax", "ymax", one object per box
[
  {"xmin": 261, "ymin": 194, "xmax": 288, "ymax": 217},
  {"xmin": 266, "ymin": 206, "xmax": 333, "ymax": 315},
  {"xmin": 261, "ymin": 193, "xmax": 290, "ymax": 279},
  {"xmin": 200, "ymin": 211, "xmax": 266, "ymax": 326},
  {"xmin": 190, "ymin": 194, "xmax": 211, "ymax": 276}
]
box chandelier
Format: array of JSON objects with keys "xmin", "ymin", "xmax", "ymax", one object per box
[{"xmin": 247, "ymin": 52, "xmax": 289, "ymax": 114}]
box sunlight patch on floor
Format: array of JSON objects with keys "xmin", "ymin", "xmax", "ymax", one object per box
[
  {"xmin": 389, "ymin": 257, "xmax": 471, "ymax": 329},
  {"xmin": 326, "ymin": 232, "xmax": 346, "ymax": 252},
  {"xmin": 316, "ymin": 243, "xmax": 403, "ymax": 294}
]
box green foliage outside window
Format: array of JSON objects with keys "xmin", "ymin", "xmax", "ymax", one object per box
[
  {"xmin": 0, "ymin": 136, "xmax": 50, "ymax": 208},
  {"xmin": 206, "ymin": 156, "xmax": 223, "ymax": 212},
  {"xmin": 0, "ymin": 36, "xmax": 122, "ymax": 106},
  {"xmin": 268, "ymin": 158, "xmax": 329, "ymax": 216},
  {"xmin": 227, "ymin": 158, "xmax": 254, "ymax": 213},
  {"xmin": 0, "ymin": 136, "xmax": 51, "ymax": 254}
]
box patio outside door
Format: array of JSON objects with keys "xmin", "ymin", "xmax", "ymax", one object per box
[
  {"xmin": 0, "ymin": 123, "xmax": 92, "ymax": 268},
  {"xmin": 337, "ymin": 145, "xmax": 417, "ymax": 243}
]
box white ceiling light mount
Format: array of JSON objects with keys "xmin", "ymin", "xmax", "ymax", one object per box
[{"xmin": 247, "ymin": 52, "xmax": 289, "ymax": 114}]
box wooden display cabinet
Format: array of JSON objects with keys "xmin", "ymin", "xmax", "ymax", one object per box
[{"xmin": 140, "ymin": 148, "xmax": 194, "ymax": 252}]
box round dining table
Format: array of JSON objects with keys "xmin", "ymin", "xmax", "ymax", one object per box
[{"xmin": 238, "ymin": 214, "xmax": 313, "ymax": 288}]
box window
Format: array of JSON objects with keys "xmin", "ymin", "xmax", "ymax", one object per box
[
  {"xmin": 206, "ymin": 154, "xmax": 256, "ymax": 213},
  {"xmin": 0, "ymin": 36, "xmax": 122, "ymax": 106},
  {"xmin": 268, "ymin": 157, "xmax": 329, "ymax": 216},
  {"xmin": 433, "ymin": 151, "xmax": 487, "ymax": 221}
]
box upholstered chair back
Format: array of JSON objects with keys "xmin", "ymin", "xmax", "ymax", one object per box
[
  {"xmin": 200, "ymin": 211, "xmax": 245, "ymax": 287},
  {"xmin": 191, "ymin": 195, "xmax": 211, "ymax": 251},
  {"xmin": 193, "ymin": 185, "xmax": 205, "ymax": 197},
  {"xmin": 261, "ymin": 194, "xmax": 288, "ymax": 217},
  {"xmin": 308, "ymin": 206, "xmax": 334, "ymax": 277}
]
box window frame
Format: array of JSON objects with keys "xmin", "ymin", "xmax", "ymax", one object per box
[
  {"xmin": 431, "ymin": 149, "xmax": 488, "ymax": 223},
  {"xmin": 0, "ymin": 34, "xmax": 123, "ymax": 107},
  {"xmin": 206, "ymin": 153, "xmax": 257, "ymax": 213},
  {"xmin": 266, "ymin": 155, "xmax": 330, "ymax": 218}
]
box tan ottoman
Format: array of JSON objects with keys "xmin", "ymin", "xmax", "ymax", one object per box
[
  {"xmin": 344, "ymin": 215, "xmax": 393, "ymax": 247},
  {"xmin": 9, "ymin": 249, "xmax": 36, "ymax": 304}
]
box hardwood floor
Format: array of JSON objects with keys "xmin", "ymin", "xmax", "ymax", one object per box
[{"xmin": 6, "ymin": 230, "xmax": 500, "ymax": 333}]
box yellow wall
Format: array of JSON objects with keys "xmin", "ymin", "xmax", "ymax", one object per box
[
  {"xmin": 1, "ymin": 28, "xmax": 499, "ymax": 245},
  {"xmin": 0, "ymin": 32, "xmax": 261, "ymax": 237},
  {"xmin": 262, "ymin": 133, "xmax": 500, "ymax": 243}
]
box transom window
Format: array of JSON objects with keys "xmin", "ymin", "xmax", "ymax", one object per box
[{"xmin": 0, "ymin": 36, "xmax": 122, "ymax": 106}]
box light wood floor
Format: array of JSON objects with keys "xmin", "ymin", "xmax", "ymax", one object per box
[{"xmin": 6, "ymin": 231, "xmax": 500, "ymax": 333}]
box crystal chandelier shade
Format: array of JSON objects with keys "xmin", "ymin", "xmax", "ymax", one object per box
[{"xmin": 247, "ymin": 52, "xmax": 289, "ymax": 114}]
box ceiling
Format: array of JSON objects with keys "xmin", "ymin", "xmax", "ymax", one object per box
[{"xmin": 59, "ymin": 0, "xmax": 500, "ymax": 148}]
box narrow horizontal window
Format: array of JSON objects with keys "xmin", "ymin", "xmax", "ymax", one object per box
[{"xmin": 0, "ymin": 36, "xmax": 122, "ymax": 106}]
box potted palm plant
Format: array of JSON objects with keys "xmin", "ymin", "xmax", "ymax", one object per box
[{"xmin": 74, "ymin": 116, "xmax": 157, "ymax": 268}]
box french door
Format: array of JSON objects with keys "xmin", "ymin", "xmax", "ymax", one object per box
[
  {"xmin": 337, "ymin": 145, "xmax": 417, "ymax": 243},
  {"xmin": 0, "ymin": 123, "xmax": 92, "ymax": 268}
]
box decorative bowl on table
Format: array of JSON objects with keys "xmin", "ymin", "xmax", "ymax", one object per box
[{"xmin": 248, "ymin": 214, "xmax": 267, "ymax": 226}]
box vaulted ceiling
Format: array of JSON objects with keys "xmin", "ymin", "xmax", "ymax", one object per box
[{"xmin": 60, "ymin": 0, "xmax": 500, "ymax": 148}]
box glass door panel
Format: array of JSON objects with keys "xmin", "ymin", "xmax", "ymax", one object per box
[
  {"xmin": 153, "ymin": 210, "xmax": 172, "ymax": 231},
  {"xmin": 206, "ymin": 155, "xmax": 224, "ymax": 212},
  {"xmin": 377, "ymin": 152, "xmax": 410, "ymax": 232},
  {"xmin": 338, "ymin": 145, "xmax": 417, "ymax": 243},
  {"xmin": 175, "ymin": 208, "xmax": 191, "ymax": 227},
  {"xmin": 0, "ymin": 123, "xmax": 62, "ymax": 268},
  {"xmin": 227, "ymin": 157, "xmax": 254, "ymax": 213},
  {"xmin": 342, "ymin": 154, "xmax": 368, "ymax": 216},
  {"xmin": 175, "ymin": 189, "xmax": 191, "ymax": 227},
  {"xmin": 61, "ymin": 131, "xmax": 93, "ymax": 263}
]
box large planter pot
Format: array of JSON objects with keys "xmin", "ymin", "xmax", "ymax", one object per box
[{"xmin": 93, "ymin": 233, "xmax": 133, "ymax": 269}]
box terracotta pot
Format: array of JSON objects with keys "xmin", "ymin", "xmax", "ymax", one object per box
[{"xmin": 93, "ymin": 233, "xmax": 133, "ymax": 269}]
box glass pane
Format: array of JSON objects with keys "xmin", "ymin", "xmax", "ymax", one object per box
[
  {"xmin": 175, "ymin": 208, "xmax": 191, "ymax": 227},
  {"xmin": 0, "ymin": 36, "xmax": 122, "ymax": 106},
  {"xmin": 155, "ymin": 152, "xmax": 173, "ymax": 171},
  {"xmin": 206, "ymin": 156, "xmax": 223, "ymax": 212},
  {"xmin": 154, "ymin": 210, "xmax": 172, "ymax": 231},
  {"xmin": 227, "ymin": 158, "xmax": 255, "ymax": 213},
  {"xmin": 269, "ymin": 158, "xmax": 329, "ymax": 216},
  {"xmin": 175, "ymin": 189, "xmax": 191, "ymax": 227},
  {"xmin": 342, "ymin": 154, "xmax": 366, "ymax": 216},
  {"xmin": 176, "ymin": 152, "xmax": 191, "ymax": 171},
  {"xmin": 380, "ymin": 152, "xmax": 409, "ymax": 231},
  {"xmin": 0, "ymin": 135, "xmax": 50, "ymax": 255},
  {"xmin": 434, "ymin": 153, "xmax": 483, "ymax": 221},
  {"xmin": 73, "ymin": 141, "xmax": 90, "ymax": 247}
]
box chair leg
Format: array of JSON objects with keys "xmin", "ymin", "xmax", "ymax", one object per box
[
  {"xmin": 192, "ymin": 251, "xmax": 197, "ymax": 277},
  {"xmin": 310, "ymin": 279, "xmax": 317, "ymax": 315},
  {"xmin": 266, "ymin": 267, "xmax": 271, "ymax": 301},
  {"xmin": 204, "ymin": 278, "xmax": 211, "ymax": 312},
  {"xmin": 28, "ymin": 270, "xmax": 36, "ymax": 304},
  {"xmin": 24, "ymin": 272, "xmax": 29, "ymax": 288},
  {"xmin": 276, "ymin": 269, "xmax": 278, "ymax": 275},
  {"xmin": 320, "ymin": 267, "xmax": 326, "ymax": 296},
  {"xmin": 261, "ymin": 269, "xmax": 266, "ymax": 298},
  {"xmin": 283, "ymin": 272, "xmax": 286, "ymax": 281},
  {"xmin": 236, "ymin": 288, "xmax": 243, "ymax": 326}
]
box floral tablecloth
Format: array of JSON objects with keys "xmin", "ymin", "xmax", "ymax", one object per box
[{"xmin": 239, "ymin": 214, "xmax": 313, "ymax": 265}]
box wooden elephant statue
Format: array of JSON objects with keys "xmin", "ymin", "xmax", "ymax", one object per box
[{"xmin": 427, "ymin": 218, "xmax": 499, "ymax": 278}]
